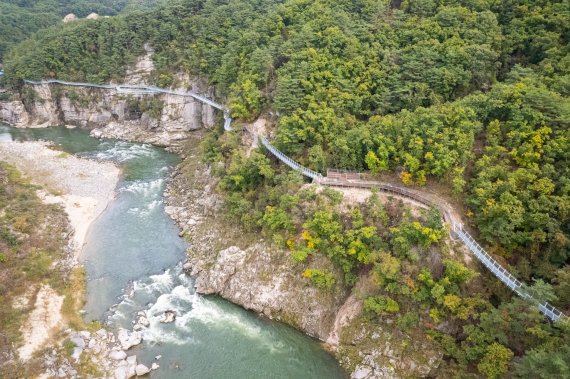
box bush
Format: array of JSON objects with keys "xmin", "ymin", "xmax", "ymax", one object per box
[
  {"xmin": 302, "ymin": 269, "xmax": 335, "ymax": 290},
  {"xmin": 364, "ymin": 296, "xmax": 400, "ymax": 316}
]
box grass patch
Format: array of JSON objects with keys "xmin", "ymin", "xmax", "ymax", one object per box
[{"xmin": 0, "ymin": 162, "xmax": 71, "ymax": 376}]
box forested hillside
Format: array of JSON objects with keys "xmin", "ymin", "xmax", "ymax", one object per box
[
  {"xmin": 3, "ymin": 0, "xmax": 569, "ymax": 377},
  {"xmin": 0, "ymin": 0, "xmax": 164, "ymax": 62}
]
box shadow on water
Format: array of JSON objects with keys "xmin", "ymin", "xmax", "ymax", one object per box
[{"xmin": 0, "ymin": 124, "xmax": 345, "ymax": 379}]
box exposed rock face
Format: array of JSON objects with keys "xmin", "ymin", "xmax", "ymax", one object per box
[
  {"xmin": 63, "ymin": 13, "xmax": 77, "ymax": 22},
  {"xmin": 164, "ymin": 133, "xmax": 444, "ymax": 378},
  {"xmin": 338, "ymin": 322, "xmax": 442, "ymax": 379},
  {"xmin": 125, "ymin": 43, "xmax": 155, "ymax": 85},
  {"xmin": 164, "ymin": 140, "xmax": 347, "ymax": 341},
  {"xmin": 0, "ymin": 49, "xmax": 218, "ymax": 146},
  {"xmin": 0, "ymin": 100, "xmax": 29, "ymax": 125},
  {"xmin": 189, "ymin": 243, "xmax": 344, "ymax": 339}
]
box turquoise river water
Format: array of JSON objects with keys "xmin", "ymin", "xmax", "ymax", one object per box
[{"xmin": 0, "ymin": 124, "xmax": 345, "ymax": 379}]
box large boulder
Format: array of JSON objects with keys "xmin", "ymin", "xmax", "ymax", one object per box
[
  {"xmin": 135, "ymin": 364, "xmax": 151, "ymax": 376},
  {"xmin": 109, "ymin": 350, "xmax": 127, "ymax": 361},
  {"xmin": 117, "ymin": 329, "xmax": 142, "ymax": 350}
]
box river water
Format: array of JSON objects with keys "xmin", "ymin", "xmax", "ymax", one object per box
[{"xmin": 0, "ymin": 124, "xmax": 345, "ymax": 378}]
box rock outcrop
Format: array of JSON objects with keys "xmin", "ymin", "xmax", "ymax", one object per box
[
  {"xmin": 0, "ymin": 100, "xmax": 29, "ymax": 125},
  {"xmin": 188, "ymin": 243, "xmax": 345, "ymax": 340},
  {"xmin": 164, "ymin": 134, "xmax": 443, "ymax": 377},
  {"xmin": 41, "ymin": 328, "xmax": 154, "ymax": 378},
  {"xmin": 63, "ymin": 13, "xmax": 77, "ymax": 23},
  {"xmin": 164, "ymin": 143, "xmax": 348, "ymax": 341},
  {"xmin": 339, "ymin": 321, "xmax": 442, "ymax": 379},
  {"xmin": 0, "ymin": 49, "xmax": 218, "ymax": 146}
]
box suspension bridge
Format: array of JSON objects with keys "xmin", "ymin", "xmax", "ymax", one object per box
[
  {"xmin": 257, "ymin": 134, "xmax": 565, "ymax": 322},
  {"xmin": 21, "ymin": 79, "xmax": 566, "ymax": 322}
]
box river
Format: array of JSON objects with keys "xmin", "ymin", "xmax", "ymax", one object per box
[{"xmin": 0, "ymin": 124, "xmax": 345, "ymax": 378}]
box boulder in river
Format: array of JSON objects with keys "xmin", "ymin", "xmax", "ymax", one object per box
[
  {"xmin": 137, "ymin": 315, "xmax": 150, "ymax": 327},
  {"xmin": 160, "ymin": 310, "xmax": 176, "ymax": 323}
]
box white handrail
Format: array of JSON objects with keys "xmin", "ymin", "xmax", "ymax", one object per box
[
  {"xmin": 23, "ymin": 79, "xmax": 232, "ymax": 129},
  {"xmin": 259, "ymin": 137, "xmax": 322, "ymax": 179}
]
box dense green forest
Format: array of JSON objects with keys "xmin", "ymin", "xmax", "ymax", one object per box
[
  {"xmin": 0, "ymin": 0, "xmax": 164, "ymax": 62},
  {"xmin": 3, "ymin": 0, "xmax": 570, "ymax": 377}
]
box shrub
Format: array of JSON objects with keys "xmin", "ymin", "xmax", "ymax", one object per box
[{"xmin": 302, "ymin": 269, "xmax": 335, "ymax": 290}]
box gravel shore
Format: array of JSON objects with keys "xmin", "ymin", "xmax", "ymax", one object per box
[
  {"xmin": 0, "ymin": 139, "xmax": 120, "ymax": 363},
  {"xmin": 0, "ymin": 140, "xmax": 120, "ymax": 255}
]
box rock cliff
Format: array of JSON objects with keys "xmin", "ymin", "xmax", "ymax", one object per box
[
  {"xmin": 164, "ymin": 134, "xmax": 443, "ymax": 378},
  {"xmin": 0, "ymin": 49, "xmax": 217, "ymax": 146},
  {"xmin": 164, "ymin": 148, "xmax": 348, "ymax": 340}
]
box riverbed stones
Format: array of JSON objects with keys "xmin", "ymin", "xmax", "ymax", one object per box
[
  {"xmin": 127, "ymin": 355, "xmax": 137, "ymax": 365},
  {"xmin": 114, "ymin": 365, "xmax": 129, "ymax": 379},
  {"xmin": 117, "ymin": 328, "xmax": 143, "ymax": 350},
  {"xmin": 126, "ymin": 356, "xmax": 137, "ymax": 377},
  {"xmin": 96, "ymin": 328, "xmax": 108, "ymax": 339},
  {"xmin": 135, "ymin": 364, "xmax": 151, "ymax": 376},
  {"xmin": 109, "ymin": 350, "xmax": 127, "ymax": 360}
]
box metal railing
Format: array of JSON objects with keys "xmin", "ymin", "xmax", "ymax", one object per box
[
  {"xmin": 259, "ymin": 137, "xmax": 322, "ymax": 180},
  {"xmin": 452, "ymin": 223, "xmax": 564, "ymax": 321},
  {"xmin": 288, "ymin": 167, "xmax": 565, "ymax": 321},
  {"xmin": 23, "ymin": 79, "xmax": 232, "ymax": 129}
]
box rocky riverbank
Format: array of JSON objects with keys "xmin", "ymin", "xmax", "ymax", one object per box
[
  {"xmin": 0, "ymin": 139, "xmax": 160, "ymax": 378},
  {"xmin": 1, "ymin": 54, "xmax": 443, "ymax": 375},
  {"xmin": 163, "ymin": 133, "xmax": 348, "ymax": 341},
  {"xmin": 0, "ymin": 49, "xmax": 218, "ymax": 147},
  {"xmin": 163, "ymin": 133, "xmax": 443, "ymax": 378}
]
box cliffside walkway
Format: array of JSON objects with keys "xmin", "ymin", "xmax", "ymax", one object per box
[
  {"xmin": 20, "ymin": 78, "xmax": 565, "ymax": 321},
  {"xmin": 23, "ymin": 79, "xmax": 234, "ymax": 131},
  {"xmin": 259, "ymin": 137, "xmax": 322, "ymax": 180},
  {"xmin": 258, "ymin": 138, "xmax": 565, "ymax": 322}
]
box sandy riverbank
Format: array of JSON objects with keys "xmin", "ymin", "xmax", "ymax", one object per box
[
  {"xmin": 0, "ymin": 140, "xmax": 120, "ymax": 256},
  {"xmin": 0, "ymin": 139, "xmax": 120, "ymax": 362}
]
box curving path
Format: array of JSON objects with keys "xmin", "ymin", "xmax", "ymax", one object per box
[
  {"xmin": 258, "ymin": 138, "xmax": 565, "ymax": 322},
  {"xmin": 20, "ymin": 79, "xmax": 565, "ymax": 321}
]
